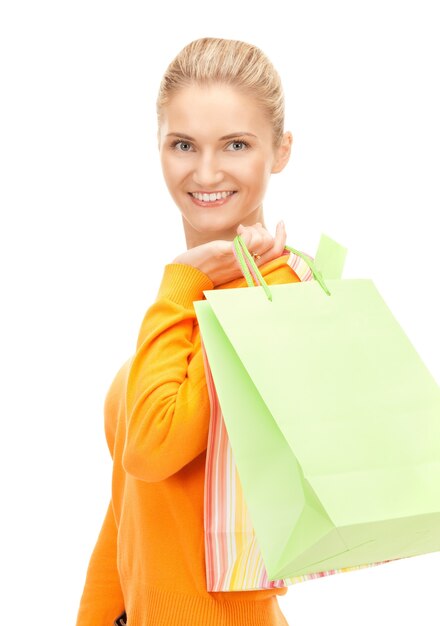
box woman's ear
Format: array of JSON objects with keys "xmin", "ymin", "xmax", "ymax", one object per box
[{"xmin": 271, "ymin": 131, "xmax": 293, "ymax": 173}]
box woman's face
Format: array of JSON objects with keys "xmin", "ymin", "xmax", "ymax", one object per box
[{"xmin": 158, "ymin": 83, "xmax": 292, "ymax": 249}]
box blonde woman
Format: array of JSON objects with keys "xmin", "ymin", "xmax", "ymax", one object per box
[{"xmin": 75, "ymin": 37, "xmax": 300, "ymax": 626}]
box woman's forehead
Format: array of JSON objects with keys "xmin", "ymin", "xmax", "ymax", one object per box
[{"xmin": 160, "ymin": 85, "xmax": 271, "ymax": 138}]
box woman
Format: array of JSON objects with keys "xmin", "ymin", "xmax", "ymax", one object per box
[{"xmin": 75, "ymin": 36, "xmax": 301, "ymax": 626}]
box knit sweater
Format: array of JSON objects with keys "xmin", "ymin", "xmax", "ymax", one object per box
[{"xmin": 75, "ymin": 251, "xmax": 300, "ymax": 626}]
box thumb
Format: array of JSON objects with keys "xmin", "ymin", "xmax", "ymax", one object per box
[
  {"xmin": 236, "ymin": 224, "xmax": 250, "ymax": 240},
  {"xmin": 236, "ymin": 229, "xmax": 251, "ymax": 250}
]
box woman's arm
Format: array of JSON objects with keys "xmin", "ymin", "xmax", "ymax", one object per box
[
  {"xmin": 122, "ymin": 262, "xmax": 215, "ymax": 483},
  {"xmin": 123, "ymin": 225, "xmax": 286, "ymax": 482}
]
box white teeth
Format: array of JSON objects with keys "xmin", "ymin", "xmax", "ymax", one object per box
[{"xmin": 191, "ymin": 191, "xmax": 235, "ymax": 202}]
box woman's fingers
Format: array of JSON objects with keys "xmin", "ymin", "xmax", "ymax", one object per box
[
  {"xmin": 236, "ymin": 223, "xmax": 268, "ymax": 252},
  {"xmin": 274, "ymin": 221, "xmax": 287, "ymax": 256},
  {"xmin": 237, "ymin": 221, "xmax": 286, "ymax": 260}
]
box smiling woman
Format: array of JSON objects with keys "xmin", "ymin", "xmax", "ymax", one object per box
[
  {"xmin": 75, "ymin": 37, "xmax": 295, "ymax": 626},
  {"xmin": 156, "ymin": 47, "xmax": 293, "ymax": 250}
]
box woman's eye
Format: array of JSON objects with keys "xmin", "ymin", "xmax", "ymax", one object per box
[
  {"xmin": 172, "ymin": 141, "xmax": 192, "ymax": 151},
  {"xmin": 227, "ymin": 140, "xmax": 250, "ymax": 151},
  {"xmin": 170, "ymin": 139, "xmax": 250, "ymax": 152}
]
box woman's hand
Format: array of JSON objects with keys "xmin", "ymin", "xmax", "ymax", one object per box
[{"xmin": 171, "ymin": 221, "xmax": 287, "ymax": 287}]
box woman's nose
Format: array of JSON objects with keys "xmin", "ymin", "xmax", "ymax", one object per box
[{"xmin": 192, "ymin": 153, "xmax": 224, "ymax": 187}]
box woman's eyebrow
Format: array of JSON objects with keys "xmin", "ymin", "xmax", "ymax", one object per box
[{"xmin": 166, "ymin": 132, "xmax": 257, "ymax": 140}]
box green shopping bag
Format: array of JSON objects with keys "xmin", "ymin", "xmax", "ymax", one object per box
[{"xmin": 193, "ymin": 233, "xmax": 440, "ymax": 581}]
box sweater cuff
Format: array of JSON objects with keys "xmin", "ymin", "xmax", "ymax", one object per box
[{"xmin": 156, "ymin": 263, "xmax": 215, "ymax": 309}]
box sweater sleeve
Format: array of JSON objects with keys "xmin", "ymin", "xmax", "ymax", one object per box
[
  {"xmin": 75, "ymin": 365, "xmax": 128, "ymax": 626},
  {"xmin": 122, "ymin": 263, "xmax": 215, "ymax": 483}
]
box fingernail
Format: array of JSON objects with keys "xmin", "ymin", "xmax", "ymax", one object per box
[{"xmin": 280, "ymin": 220, "xmax": 285, "ymax": 229}]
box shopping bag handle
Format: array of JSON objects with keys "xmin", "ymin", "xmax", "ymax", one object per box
[{"xmin": 232, "ymin": 234, "xmax": 332, "ymax": 300}]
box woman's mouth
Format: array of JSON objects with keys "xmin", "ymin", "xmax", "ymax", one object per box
[{"xmin": 188, "ymin": 190, "xmax": 237, "ymax": 207}]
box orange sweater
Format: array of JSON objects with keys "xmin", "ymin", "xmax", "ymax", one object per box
[{"xmin": 75, "ymin": 252, "xmax": 300, "ymax": 626}]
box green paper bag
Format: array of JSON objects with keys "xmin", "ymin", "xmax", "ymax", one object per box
[{"xmin": 194, "ymin": 233, "xmax": 440, "ymax": 581}]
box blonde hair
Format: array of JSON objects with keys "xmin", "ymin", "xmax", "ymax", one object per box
[{"xmin": 156, "ymin": 37, "xmax": 285, "ymax": 148}]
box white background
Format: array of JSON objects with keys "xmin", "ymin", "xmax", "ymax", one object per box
[{"xmin": 1, "ymin": 0, "xmax": 439, "ymax": 624}]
